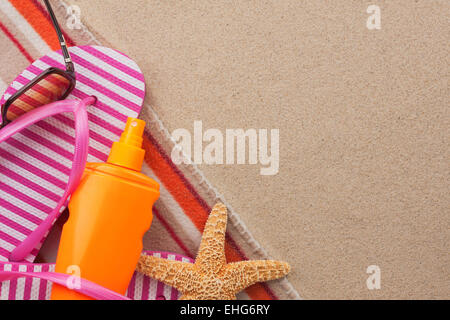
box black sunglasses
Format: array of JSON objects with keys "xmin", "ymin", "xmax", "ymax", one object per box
[{"xmin": 0, "ymin": 0, "xmax": 76, "ymax": 129}]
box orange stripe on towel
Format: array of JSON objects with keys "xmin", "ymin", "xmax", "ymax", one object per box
[{"xmin": 9, "ymin": 0, "xmax": 60, "ymax": 51}]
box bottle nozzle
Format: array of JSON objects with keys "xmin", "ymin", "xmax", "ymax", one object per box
[
  {"xmin": 107, "ymin": 118, "xmax": 146, "ymax": 171},
  {"xmin": 120, "ymin": 118, "xmax": 145, "ymax": 147}
]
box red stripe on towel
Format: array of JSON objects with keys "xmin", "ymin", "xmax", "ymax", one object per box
[{"xmin": 0, "ymin": 21, "xmax": 33, "ymax": 63}]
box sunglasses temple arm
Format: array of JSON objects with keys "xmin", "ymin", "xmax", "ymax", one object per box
[
  {"xmin": 5, "ymin": 97, "xmax": 94, "ymax": 262},
  {"xmin": 60, "ymin": 39, "xmax": 75, "ymax": 74},
  {"xmin": 43, "ymin": 0, "xmax": 74, "ymax": 73}
]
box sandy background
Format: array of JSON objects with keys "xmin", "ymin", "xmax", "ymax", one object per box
[{"xmin": 61, "ymin": 0, "xmax": 449, "ymax": 299}]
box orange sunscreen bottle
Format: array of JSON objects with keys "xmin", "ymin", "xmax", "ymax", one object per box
[{"xmin": 51, "ymin": 118, "xmax": 160, "ymax": 300}]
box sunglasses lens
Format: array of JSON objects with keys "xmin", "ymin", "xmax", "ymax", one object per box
[{"xmin": 6, "ymin": 73, "xmax": 71, "ymax": 122}]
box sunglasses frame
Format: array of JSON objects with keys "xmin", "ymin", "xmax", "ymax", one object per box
[
  {"xmin": 0, "ymin": 68, "xmax": 75, "ymax": 128},
  {"xmin": 0, "ymin": 0, "xmax": 76, "ymax": 129}
]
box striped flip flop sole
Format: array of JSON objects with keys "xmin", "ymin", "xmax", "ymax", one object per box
[{"xmin": 0, "ymin": 45, "xmax": 146, "ymax": 262}]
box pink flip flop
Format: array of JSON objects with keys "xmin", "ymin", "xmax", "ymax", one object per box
[{"xmin": 0, "ymin": 45, "xmax": 146, "ymax": 263}]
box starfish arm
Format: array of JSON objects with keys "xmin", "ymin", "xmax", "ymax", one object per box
[
  {"xmin": 195, "ymin": 202, "xmax": 228, "ymax": 274},
  {"xmin": 137, "ymin": 254, "xmax": 195, "ymax": 291},
  {"xmin": 224, "ymin": 260, "xmax": 291, "ymax": 293}
]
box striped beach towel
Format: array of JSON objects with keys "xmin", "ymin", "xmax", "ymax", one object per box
[{"xmin": 0, "ymin": 0, "xmax": 300, "ymax": 300}]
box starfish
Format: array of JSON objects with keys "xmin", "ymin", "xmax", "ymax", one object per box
[{"xmin": 137, "ymin": 202, "xmax": 290, "ymax": 300}]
